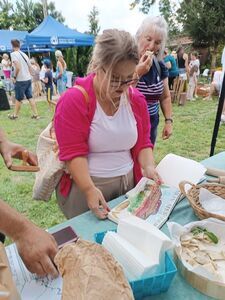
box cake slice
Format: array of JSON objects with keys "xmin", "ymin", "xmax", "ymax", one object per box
[{"xmin": 128, "ymin": 183, "xmax": 162, "ymax": 219}]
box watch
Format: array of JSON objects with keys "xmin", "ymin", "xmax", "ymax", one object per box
[{"xmin": 165, "ymin": 118, "xmax": 173, "ymax": 123}]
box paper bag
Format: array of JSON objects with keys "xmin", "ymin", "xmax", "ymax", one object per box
[
  {"xmin": 54, "ymin": 239, "xmax": 134, "ymax": 300},
  {"xmin": 0, "ymin": 243, "xmax": 20, "ymax": 300}
]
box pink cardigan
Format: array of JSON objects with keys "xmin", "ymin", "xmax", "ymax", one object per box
[{"xmin": 54, "ymin": 73, "xmax": 153, "ymax": 196}]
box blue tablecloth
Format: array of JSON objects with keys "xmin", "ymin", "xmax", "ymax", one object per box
[{"xmin": 50, "ymin": 151, "xmax": 225, "ymax": 300}]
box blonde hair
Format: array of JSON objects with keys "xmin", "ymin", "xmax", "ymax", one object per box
[
  {"xmin": 3, "ymin": 53, "xmax": 9, "ymax": 60},
  {"xmin": 87, "ymin": 29, "xmax": 139, "ymax": 100},
  {"xmin": 135, "ymin": 16, "xmax": 168, "ymax": 60}
]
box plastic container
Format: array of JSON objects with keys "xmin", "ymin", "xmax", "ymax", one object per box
[{"xmin": 95, "ymin": 230, "xmax": 177, "ymax": 299}]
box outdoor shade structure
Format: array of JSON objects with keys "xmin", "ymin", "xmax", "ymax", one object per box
[
  {"xmin": 25, "ymin": 15, "xmax": 94, "ymax": 51},
  {"xmin": 0, "ymin": 30, "xmax": 28, "ymax": 52}
]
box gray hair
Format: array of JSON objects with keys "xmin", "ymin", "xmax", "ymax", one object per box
[{"xmin": 135, "ymin": 16, "xmax": 168, "ymax": 60}]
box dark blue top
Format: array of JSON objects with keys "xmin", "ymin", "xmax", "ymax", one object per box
[
  {"xmin": 164, "ymin": 55, "xmax": 179, "ymax": 77},
  {"xmin": 44, "ymin": 70, "xmax": 53, "ymax": 88},
  {"xmin": 136, "ymin": 60, "xmax": 168, "ymax": 116}
]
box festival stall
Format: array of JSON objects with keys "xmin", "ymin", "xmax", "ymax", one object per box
[{"xmin": 25, "ymin": 15, "xmax": 94, "ymax": 52}]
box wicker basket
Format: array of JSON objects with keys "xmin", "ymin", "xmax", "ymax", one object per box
[{"xmin": 179, "ymin": 181, "xmax": 225, "ymax": 221}]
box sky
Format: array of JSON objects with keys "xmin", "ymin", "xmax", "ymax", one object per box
[{"xmin": 30, "ymin": 0, "xmax": 159, "ymax": 35}]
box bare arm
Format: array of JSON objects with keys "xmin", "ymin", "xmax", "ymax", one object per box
[
  {"xmin": 160, "ymin": 78, "xmax": 173, "ymax": 140},
  {"xmin": 0, "ymin": 128, "xmax": 37, "ymax": 168},
  {"xmin": 57, "ymin": 61, "xmax": 63, "ymax": 78},
  {"xmin": 183, "ymin": 53, "xmax": 189, "ymax": 75},
  {"xmin": 0, "ymin": 199, "xmax": 58, "ymax": 277},
  {"xmin": 138, "ymin": 148, "xmax": 162, "ymax": 184},
  {"xmin": 66, "ymin": 157, "xmax": 110, "ymax": 219},
  {"xmin": 12, "ymin": 60, "xmax": 20, "ymax": 78}
]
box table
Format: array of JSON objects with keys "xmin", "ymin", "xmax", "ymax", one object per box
[{"xmin": 50, "ymin": 151, "xmax": 225, "ymax": 300}]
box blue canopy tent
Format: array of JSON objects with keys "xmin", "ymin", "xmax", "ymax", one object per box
[
  {"xmin": 25, "ymin": 16, "xmax": 94, "ymax": 50},
  {"xmin": 0, "ymin": 30, "xmax": 28, "ymax": 52}
]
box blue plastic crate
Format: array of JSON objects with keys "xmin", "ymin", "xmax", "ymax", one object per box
[{"xmin": 94, "ymin": 230, "xmax": 177, "ymax": 300}]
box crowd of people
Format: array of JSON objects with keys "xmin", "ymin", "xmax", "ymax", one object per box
[
  {"xmin": 0, "ymin": 15, "xmax": 224, "ymax": 283},
  {"xmin": 0, "ymin": 41, "xmax": 68, "ymax": 119}
]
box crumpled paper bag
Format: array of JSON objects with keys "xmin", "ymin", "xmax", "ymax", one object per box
[
  {"xmin": 0, "ymin": 242, "xmax": 20, "ymax": 300},
  {"xmin": 54, "ymin": 239, "xmax": 134, "ymax": 300}
]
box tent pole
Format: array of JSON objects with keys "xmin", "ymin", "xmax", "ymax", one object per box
[{"xmin": 210, "ymin": 71, "xmax": 225, "ymax": 156}]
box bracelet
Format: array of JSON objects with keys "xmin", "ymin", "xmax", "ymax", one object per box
[{"xmin": 165, "ymin": 118, "xmax": 173, "ymax": 123}]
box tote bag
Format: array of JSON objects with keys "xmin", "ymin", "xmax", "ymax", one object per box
[{"xmin": 32, "ymin": 85, "xmax": 89, "ymax": 201}]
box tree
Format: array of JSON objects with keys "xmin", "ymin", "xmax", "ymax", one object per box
[
  {"xmin": 177, "ymin": 0, "xmax": 225, "ymax": 69},
  {"xmin": 72, "ymin": 6, "xmax": 100, "ymax": 76},
  {"xmin": 130, "ymin": 0, "xmax": 156, "ymax": 14},
  {"xmin": 0, "ymin": 0, "xmax": 65, "ymax": 31},
  {"xmin": 88, "ymin": 5, "xmax": 100, "ymax": 36},
  {"xmin": 0, "ymin": 0, "xmax": 14, "ymax": 29},
  {"xmin": 130, "ymin": 0, "xmax": 179, "ymax": 38}
]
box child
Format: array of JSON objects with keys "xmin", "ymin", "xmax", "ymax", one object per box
[
  {"xmin": 187, "ymin": 65, "xmax": 198, "ymax": 101},
  {"xmin": 42, "ymin": 60, "xmax": 53, "ymax": 103}
]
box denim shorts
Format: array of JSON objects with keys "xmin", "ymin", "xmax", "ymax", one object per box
[{"xmin": 15, "ymin": 80, "xmax": 32, "ymax": 101}]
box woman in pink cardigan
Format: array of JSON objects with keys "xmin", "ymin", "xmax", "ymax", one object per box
[{"xmin": 54, "ymin": 29, "xmax": 161, "ymax": 220}]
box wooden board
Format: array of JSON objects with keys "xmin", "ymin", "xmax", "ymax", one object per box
[{"xmin": 174, "ymin": 251, "xmax": 225, "ymax": 300}]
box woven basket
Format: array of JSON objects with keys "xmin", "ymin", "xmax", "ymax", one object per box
[{"xmin": 179, "ymin": 181, "xmax": 225, "ymax": 221}]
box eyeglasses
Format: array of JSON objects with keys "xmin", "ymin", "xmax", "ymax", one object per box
[{"xmin": 102, "ymin": 68, "xmax": 139, "ymax": 88}]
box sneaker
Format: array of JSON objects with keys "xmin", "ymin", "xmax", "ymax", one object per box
[
  {"xmin": 8, "ymin": 114, "xmax": 18, "ymax": 120},
  {"xmin": 31, "ymin": 115, "xmax": 40, "ymax": 120}
]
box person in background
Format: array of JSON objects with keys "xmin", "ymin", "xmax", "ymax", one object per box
[
  {"xmin": 163, "ymin": 48, "xmax": 179, "ymax": 90},
  {"xmin": 189, "ymin": 52, "xmax": 200, "ymax": 97},
  {"xmin": 30, "ymin": 58, "xmax": 42, "ymax": 98},
  {"xmin": 8, "ymin": 39, "xmax": 40, "ymax": 120},
  {"xmin": 177, "ymin": 46, "xmax": 189, "ymax": 80},
  {"xmin": 0, "ymin": 127, "xmax": 58, "ymax": 277},
  {"xmin": 41, "ymin": 60, "xmax": 53, "ymax": 102},
  {"xmin": 54, "ymin": 29, "xmax": 161, "ymax": 220},
  {"xmin": 1, "ymin": 53, "xmax": 11, "ymax": 79},
  {"xmin": 186, "ymin": 65, "xmax": 198, "ymax": 101},
  {"xmin": 204, "ymin": 70, "xmax": 223, "ymax": 100},
  {"xmin": 1, "ymin": 53, "xmax": 12, "ymax": 93},
  {"xmin": 55, "ymin": 50, "xmax": 67, "ymax": 95},
  {"xmin": 135, "ymin": 16, "xmax": 173, "ymax": 145}
]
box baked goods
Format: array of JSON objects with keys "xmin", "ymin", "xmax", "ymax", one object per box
[
  {"xmin": 180, "ymin": 227, "xmax": 225, "ymax": 277},
  {"xmin": 145, "ymin": 50, "xmax": 154, "ymax": 58},
  {"xmin": 128, "ymin": 183, "xmax": 162, "ymax": 219}
]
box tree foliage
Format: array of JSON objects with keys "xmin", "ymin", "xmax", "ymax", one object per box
[
  {"xmin": 178, "ymin": 0, "xmax": 225, "ymax": 68},
  {"xmin": 0, "ymin": 0, "xmax": 64, "ymax": 31},
  {"xmin": 88, "ymin": 5, "xmax": 100, "ymax": 36},
  {"xmin": 130, "ymin": 0, "xmax": 156, "ymax": 14},
  {"xmin": 130, "ymin": 0, "xmax": 225, "ymax": 68},
  {"xmin": 66, "ymin": 6, "xmax": 100, "ymax": 76}
]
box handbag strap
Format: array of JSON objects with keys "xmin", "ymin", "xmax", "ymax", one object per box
[{"xmin": 73, "ymin": 84, "xmax": 89, "ymax": 104}]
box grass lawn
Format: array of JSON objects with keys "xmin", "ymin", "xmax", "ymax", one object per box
[{"xmin": 0, "ymin": 97, "xmax": 224, "ymax": 236}]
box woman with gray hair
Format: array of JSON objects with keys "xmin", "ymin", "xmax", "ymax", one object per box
[
  {"xmin": 54, "ymin": 29, "xmax": 161, "ymax": 220},
  {"xmin": 135, "ymin": 16, "xmax": 173, "ymax": 144}
]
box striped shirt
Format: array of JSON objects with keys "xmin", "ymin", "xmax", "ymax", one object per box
[{"xmin": 136, "ymin": 60, "xmax": 168, "ymax": 116}]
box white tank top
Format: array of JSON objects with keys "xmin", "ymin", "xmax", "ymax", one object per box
[{"xmin": 88, "ymin": 94, "xmax": 137, "ymax": 177}]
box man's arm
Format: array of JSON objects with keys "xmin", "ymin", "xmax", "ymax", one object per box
[
  {"xmin": 0, "ymin": 199, "xmax": 58, "ymax": 277},
  {"xmin": 0, "ymin": 128, "xmax": 37, "ymax": 168}
]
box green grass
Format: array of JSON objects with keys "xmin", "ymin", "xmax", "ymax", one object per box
[{"xmin": 0, "ymin": 97, "xmax": 224, "ymax": 234}]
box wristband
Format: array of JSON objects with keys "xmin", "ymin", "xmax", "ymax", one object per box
[{"xmin": 165, "ymin": 118, "xmax": 173, "ymax": 123}]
